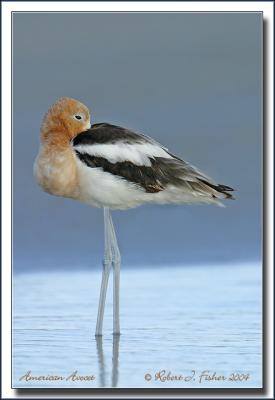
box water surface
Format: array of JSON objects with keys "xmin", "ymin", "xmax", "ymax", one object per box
[{"xmin": 13, "ymin": 263, "xmax": 262, "ymax": 388}]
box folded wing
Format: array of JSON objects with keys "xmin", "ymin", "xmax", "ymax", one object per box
[{"xmin": 73, "ymin": 123, "xmax": 234, "ymax": 199}]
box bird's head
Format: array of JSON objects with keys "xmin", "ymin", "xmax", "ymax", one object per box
[{"xmin": 40, "ymin": 97, "xmax": 91, "ymax": 144}]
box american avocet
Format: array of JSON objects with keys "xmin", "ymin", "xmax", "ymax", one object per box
[{"xmin": 34, "ymin": 97, "xmax": 234, "ymax": 336}]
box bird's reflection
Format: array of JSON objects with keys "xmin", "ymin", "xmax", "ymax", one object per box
[
  {"xmin": 95, "ymin": 334, "xmax": 120, "ymax": 387},
  {"xmin": 112, "ymin": 334, "xmax": 120, "ymax": 387},
  {"xmin": 95, "ymin": 335, "xmax": 106, "ymax": 387}
]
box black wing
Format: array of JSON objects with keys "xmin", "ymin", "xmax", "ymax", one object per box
[
  {"xmin": 73, "ymin": 123, "xmax": 160, "ymax": 146},
  {"xmin": 73, "ymin": 123, "xmax": 234, "ymax": 198}
]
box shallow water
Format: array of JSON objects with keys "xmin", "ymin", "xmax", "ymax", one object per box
[{"xmin": 12, "ymin": 263, "xmax": 262, "ymax": 388}]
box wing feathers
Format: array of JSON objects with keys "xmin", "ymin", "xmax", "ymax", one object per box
[
  {"xmin": 74, "ymin": 142, "xmax": 172, "ymax": 166},
  {"xmin": 73, "ymin": 123, "xmax": 234, "ymax": 200}
]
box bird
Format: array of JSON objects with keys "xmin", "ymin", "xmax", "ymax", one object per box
[{"xmin": 34, "ymin": 97, "xmax": 234, "ymax": 336}]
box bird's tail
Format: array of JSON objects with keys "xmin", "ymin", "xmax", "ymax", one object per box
[{"xmin": 198, "ymin": 179, "xmax": 235, "ymax": 200}]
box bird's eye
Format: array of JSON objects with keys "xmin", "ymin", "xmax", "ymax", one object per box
[{"xmin": 74, "ymin": 114, "xmax": 83, "ymax": 120}]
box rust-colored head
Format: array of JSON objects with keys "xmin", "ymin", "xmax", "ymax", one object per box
[{"xmin": 41, "ymin": 97, "xmax": 91, "ymax": 145}]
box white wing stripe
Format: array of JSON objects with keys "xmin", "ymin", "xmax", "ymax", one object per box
[{"xmin": 73, "ymin": 142, "xmax": 173, "ymax": 166}]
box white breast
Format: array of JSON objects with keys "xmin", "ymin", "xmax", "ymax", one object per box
[{"xmin": 75, "ymin": 158, "xmax": 149, "ymax": 209}]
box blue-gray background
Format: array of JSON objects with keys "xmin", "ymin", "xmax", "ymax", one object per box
[{"xmin": 13, "ymin": 12, "xmax": 262, "ymax": 272}]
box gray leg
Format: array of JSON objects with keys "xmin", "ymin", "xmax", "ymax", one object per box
[
  {"xmin": 95, "ymin": 208, "xmax": 113, "ymax": 336},
  {"xmin": 108, "ymin": 211, "xmax": 121, "ymax": 335}
]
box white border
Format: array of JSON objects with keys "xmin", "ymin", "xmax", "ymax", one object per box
[
  {"xmin": 1, "ymin": 1, "xmax": 274, "ymax": 12},
  {"xmin": 1, "ymin": 1, "xmax": 273, "ymax": 399}
]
